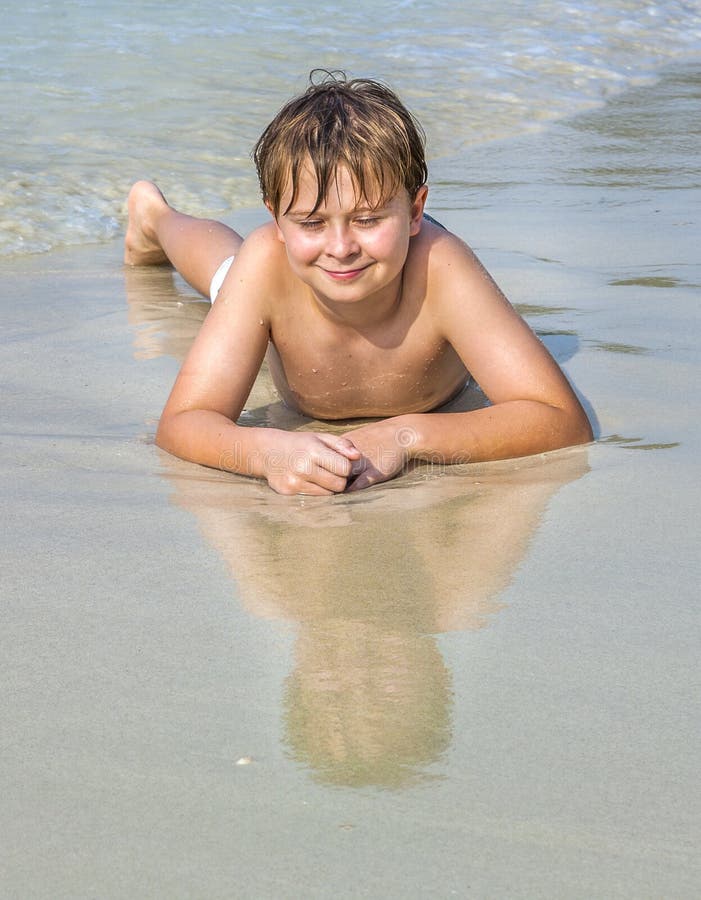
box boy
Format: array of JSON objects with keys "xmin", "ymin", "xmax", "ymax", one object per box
[{"xmin": 125, "ymin": 72, "xmax": 592, "ymax": 495}]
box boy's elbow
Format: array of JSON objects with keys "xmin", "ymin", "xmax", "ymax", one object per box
[
  {"xmin": 155, "ymin": 411, "xmax": 176, "ymax": 452},
  {"xmin": 577, "ymin": 417, "xmax": 594, "ymax": 446},
  {"xmin": 562, "ymin": 404, "xmax": 594, "ymax": 448},
  {"xmin": 154, "ymin": 423, "xmax": 167, "ymax": 451}
]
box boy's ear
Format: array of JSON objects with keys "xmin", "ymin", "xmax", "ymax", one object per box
[
  {"xmin": 409, "ymin": 185, "xmax": 429, "ymax": 236},
  {"xmin": 264, "ymin": 200, "xmax": 286, "ymax": 243}
]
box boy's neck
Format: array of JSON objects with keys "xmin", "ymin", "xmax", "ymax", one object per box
[{"xmin": 306, "ymin": 270, "xmax": 405, "ymax": 331}]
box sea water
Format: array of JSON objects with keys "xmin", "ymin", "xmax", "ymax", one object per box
[{"xmin": 1, "ymin": 0, "xmax": 700, "ymax": 256}]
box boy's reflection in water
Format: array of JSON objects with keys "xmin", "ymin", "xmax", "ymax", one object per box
[
  {"xmin": 126, "ymin": 267, "xmax": 589, "ymax": 789},
  {"xmin": 286, "ymin": 620, "xmax": 451, "ymax": 789},
  {"xmin": 161, "ymin": 457, "xmax": 587, "ymax": 788}
]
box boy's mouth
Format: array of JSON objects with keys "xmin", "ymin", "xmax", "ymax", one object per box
[{"xmin": 321, "ymin": 264, "xmax": 370, "ymax": 281}]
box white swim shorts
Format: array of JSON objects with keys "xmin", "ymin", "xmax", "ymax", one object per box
[{"xmin": 209, "ymin": 255, "xmax": 236, "ymax": 303}]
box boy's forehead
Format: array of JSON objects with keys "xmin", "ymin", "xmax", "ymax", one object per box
[{"xmin": 281, "ymin": 161, "xmax": 401, "ymax": 215}]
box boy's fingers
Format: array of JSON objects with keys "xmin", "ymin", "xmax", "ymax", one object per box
[
  {"xmin": 288, "ymin": 452, "xmax": 350, "ymax": 489},
  {"xmin": 295, "ymin": 466, "xmax": 348, "ymax": 494},
  {"xmin": 317, "ymin": 433, "xmax": 361, "ymax": 458},
  {"xmin": 307, "ymin": 443, "xmax": 358, "ymax": 477},
  {"xmin": 271, "ymin": 469, "xmax": 344, "ymax": 495},
  {"xmin": 314, "ymin": 449, "xmax": 353, "ymax": 478}
]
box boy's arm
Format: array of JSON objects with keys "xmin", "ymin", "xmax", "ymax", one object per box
[
  {"xmin": 344, "ymin": 235, "xmax": 592, "ymax": 490},
  {"xmin": 156, "ymin": 227, "xmax": 359, "ymax": 495}
]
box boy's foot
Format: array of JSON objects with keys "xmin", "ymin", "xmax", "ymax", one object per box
[{"xmin": 124, "ymin": 181, "xmax": 171, "ymax": 266}]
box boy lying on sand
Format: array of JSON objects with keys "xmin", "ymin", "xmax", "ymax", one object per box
[{"xmin": 125, "ymin": 71, "xmax": 592, "ymax": 494}]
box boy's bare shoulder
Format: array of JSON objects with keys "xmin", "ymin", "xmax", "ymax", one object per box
[
  {"xmin": 411, "ymin": 218, "xmax": 506, "ymax": 315},
  {"xmin": 238, "ymin": 220, "xmax": 284, "ymax": 261},
  {"xmin": 413, "ymin": 218, "xmax": 482, "ymax": 270},
  {"xmin": 218, "ymin": 221, "xmax": 290, "ymax": 300}
]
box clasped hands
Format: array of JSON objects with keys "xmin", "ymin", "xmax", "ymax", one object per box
[{"xmin": 263, "ymin": 418, "xmax": 417, "ymax": 495}]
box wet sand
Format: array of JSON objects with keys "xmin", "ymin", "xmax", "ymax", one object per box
[{"xmin": 2, "ymin": 66, "xmax": 699, "ymax": 897}]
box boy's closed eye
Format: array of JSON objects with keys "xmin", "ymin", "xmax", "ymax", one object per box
[{"xmin": 297, "ymin": 215, "xmax": 381, "ymax": 229}]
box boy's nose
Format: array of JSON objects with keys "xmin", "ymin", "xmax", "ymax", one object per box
[{"xmin": 326, "ymin": 225, "xmax": 359, "ymax": 259}]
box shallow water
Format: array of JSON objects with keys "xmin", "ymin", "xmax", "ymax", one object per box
[
  {"xmin": 2, "ymin": 5, "xmax": 701, "ymax": 896},
  {"xmin": 1, "ymin": 0, "xmax": 700, "ymax": 254}
]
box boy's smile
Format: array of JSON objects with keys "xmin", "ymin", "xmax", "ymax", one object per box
[{"xmin": 271, "ymin": 162, "xmax": 427, "ymax": 319}]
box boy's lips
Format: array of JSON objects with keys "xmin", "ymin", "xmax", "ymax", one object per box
[{"xmin": 321, "ymin": 263, "xmax": 371, "ymax": 281}]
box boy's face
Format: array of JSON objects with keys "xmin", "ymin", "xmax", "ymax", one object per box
[{"xmin": 270, "ymin": 161, "xmax": 427, "ymax": 311}]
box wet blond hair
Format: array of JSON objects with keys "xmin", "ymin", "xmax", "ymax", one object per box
[{"xmin": 253, "ymin": 70, "xmax": 428, "ymax": 218}]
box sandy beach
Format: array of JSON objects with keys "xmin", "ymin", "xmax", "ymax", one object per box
[{"xmin": 2, "ymin": 65, "xmax": 699, "ymax": 898}]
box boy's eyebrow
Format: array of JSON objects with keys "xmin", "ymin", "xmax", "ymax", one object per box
[{"xmin": 284, "ymin": 202, "xmax": 385, "ymax": 219}]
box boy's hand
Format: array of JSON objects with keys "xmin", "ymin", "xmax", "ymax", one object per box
[
  {"xmin": 263, "ymin": 431, "xmax": 361, "ymax": 495},
  {"xmin": 341, "ymin": 419, "xmax": 417, "ymax": 492}
]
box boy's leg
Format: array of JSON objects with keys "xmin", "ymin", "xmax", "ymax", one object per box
[{"xmin": 124, "ymin": 181, "xmax": 244, "ymax": 298}]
